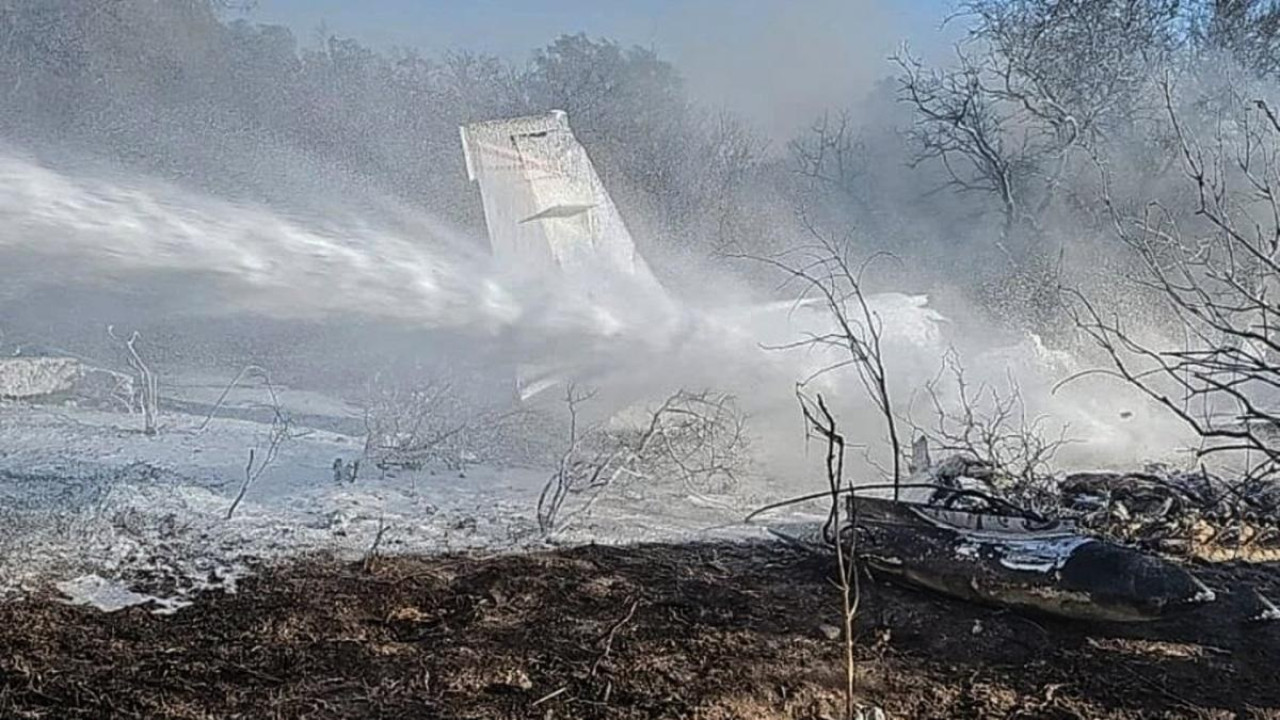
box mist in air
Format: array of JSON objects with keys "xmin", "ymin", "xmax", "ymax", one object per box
[{"xmin": 6, "ymin": 0, "xmax": 1261, "ymax": 484}]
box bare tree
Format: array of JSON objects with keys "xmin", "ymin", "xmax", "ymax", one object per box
[
  {"xmin": 789, "ymin": 110, "xmax": 867, "ymax": 197},
  {"xmin": 696, "ymin": 110, "xmax": 766, "ymax": 248},
  {"xmin": 362, "ymin": 374, "xmax": 466, "ymax": 472},
  {"xmin": 536, "ymin": 386, "xmax": 750, "ymax": 535},
  {"xmin": 537, "ymin": 384, "xmax": 607, "ymax": 534},
  {"xmin": 1192, "ymin": 0, "xmax": 1280, "ymax": 78},
  {"xmin": 726, "ymin": 216, "xmax": 905, "ymax": 496},
  {"xmin": 359, "ymin": 369, "xmax": 544, "ymax": 475},
  {"xmin": 908, "ymin": 349, "xmax": 1073, "ymax": 511},
  {"xmin": 895, "ymin": 47, "xmax": 1039, "ymax": 246},
  {"xmin": 893, "ymin": 0, "xmax": 1181, "ymax": 332},
  {"xmin": 894, "ymin": 0, "xmax": 1177, "ymax": 249},
  {"xmin": 1076, "ymin": 74, "xmax": 1280, "ymax": 483}
]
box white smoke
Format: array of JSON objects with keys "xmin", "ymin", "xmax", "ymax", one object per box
[{"xmin": 0, "ymin": 143, "xmax": 1192, "ymax": 480}]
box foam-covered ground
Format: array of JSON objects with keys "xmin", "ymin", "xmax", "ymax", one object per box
[{"xmin": 0, "ymin": 382, "xmax": 776, "ymax": 611}]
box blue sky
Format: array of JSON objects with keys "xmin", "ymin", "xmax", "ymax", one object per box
[
  {"xmin": 249, "ymin": 1, "xmax": 949, "ymax": 58},
  {"xmin": 247, "ymin": 0, "xmax": 957, "ymax": 139}
]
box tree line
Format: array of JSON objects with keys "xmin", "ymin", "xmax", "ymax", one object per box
[{"xmin": 6, "ymin": 0, "xmax": 1280, "ymax": 333}]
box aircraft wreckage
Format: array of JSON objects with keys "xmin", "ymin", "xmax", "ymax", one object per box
[
  {"xmin": 765, "ymin": 443, "xmax": 1280, "ymax": 623},
  {"xmin": 770, "ymin": 493, "xmax": 1218, "ymax": 623},
  {"xmin": 460, "ymin": 110, "xmax": 1274, "ymax": 623}
]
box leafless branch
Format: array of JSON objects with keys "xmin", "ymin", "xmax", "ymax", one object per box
[
  {"xmin": 724, "ymin": 216, "xmax": 904, "ymax": 496},
  {"xmin": 198, "ymin": 364, "xmax": 284, "ymax": 432},
  {"xmin": 360, "ymin": 371, "xmax": 534, "ymax": 475},
  {"xmin": 107, "ymin": 326, "xmax": 159, "ymax": 436},
  {"xmin": 536, "ymin": 386, "xmax": 750, "ymax": 536},
  {"xmin": 225, "ymin": 402, "xmax": 293, "ymax": 520},
  {"xmin": 1078, "ymin": 73, "xmax": 1280, "ymax": 482},
  {"xmin": 798, "ymin": 391, "xmax": 860, "ymax": 718}
]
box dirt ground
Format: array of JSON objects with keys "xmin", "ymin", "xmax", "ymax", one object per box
[{"xmin": 0, "ymin": 541, "xmax": 1277, "ymax": 720}]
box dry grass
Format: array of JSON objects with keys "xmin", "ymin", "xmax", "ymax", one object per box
[{"xmin": 0, "ymin": 542, "xmax": 1277, "ymax": 719}]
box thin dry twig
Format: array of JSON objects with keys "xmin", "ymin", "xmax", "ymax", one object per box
[
  {"xmin": 225, "ymin": 411, "xmax": 292, "ymax": 520},
  {"xmin": 198, "ymin": 364, "xmax": 283, "ymax": 432},
  {"xmin": 362, "ymin": 518, "xmax": 389, "ymax": 573},
  {"xmin": 906, "ymin": 349, "xmax": 1074, "ymax": 511},
  {"xmin": 107, "ymin": 326, "xmax": 159, "ymax": 436},
  {"xmin": 799, "ymin": 391, "xmax": 860, "ymax": 718},
  {"xmin": 537, "ymin": 386, "xmax": 749, "ymax": 535},
  {"xmin": 591, "ymin": 597, "xmax": 640, "ymax": 676}
]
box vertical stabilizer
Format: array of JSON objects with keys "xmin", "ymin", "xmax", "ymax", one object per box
[{"xmin": 460, "ymin": 110, "xmax": 662, "ymax": 293}]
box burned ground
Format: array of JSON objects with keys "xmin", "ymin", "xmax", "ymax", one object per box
[{"xmin": 0, "ymin": 541, "xmax": 1277, "ymax": 719}]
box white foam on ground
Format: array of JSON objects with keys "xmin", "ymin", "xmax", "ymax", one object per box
[
  {"xmin": 0, "ymin": 391, "xmax": 770, "ymax": 609},
  {"xmin": 55, "ymin": 574, "xmax": 185, "ymax": 614},
  {"xmin": 0, "ymin": 148, "xmax": 1200, "ymax": 611}
]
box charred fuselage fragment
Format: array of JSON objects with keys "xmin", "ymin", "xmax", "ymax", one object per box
[
  {"xmin": 771, "ymin": 495, "xmax": 1217, "ymax": 623},
  {"xmin": 854, "ymin": 497, "xmax": 1215, "ymax": 622}
]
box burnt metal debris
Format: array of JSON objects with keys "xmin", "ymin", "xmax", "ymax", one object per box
[
  {"xmin": 765, "ymin": 444, "xmax": 1280, "ymax": 623},
  {"xmin": 1058, "ymin": 469, "xmax": 1280, "ymax": 564},
  {"xmin": 853, "ymin": 496, "xmax": 1216, "ymax": 622},
  {"xmin": 903, "ymin": 442, "xmax": 1280, "ymax": 564}
]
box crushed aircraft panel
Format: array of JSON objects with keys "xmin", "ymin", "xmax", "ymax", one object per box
[
  {"xmin": 771, "ymin": 496, "xmax": 1217, "ymax": 622},
  {"xmin": 770, "ymin": 444, "xmax": 1221, "ymax": 623},
  {"xmin": 857, "ymin": 497, "xmax": 1216, "ymax": 622}
]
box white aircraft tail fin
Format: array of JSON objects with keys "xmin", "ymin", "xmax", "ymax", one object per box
[
  {"xmin": 461, "ymin": 111, "xmax": 669, "ymax": 402},
  {"xmin": 460, "ymin": 110, "xmax": 662, "ymax": 293}
]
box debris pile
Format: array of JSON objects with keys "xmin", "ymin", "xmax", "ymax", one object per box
[
  {"xmin": 903, "ymin": 437, "xmax": 1280, "ymax": 564},
  {"xmin": 1058, "ymin": 468, "xmax": 1280, "ymax": 563}
]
